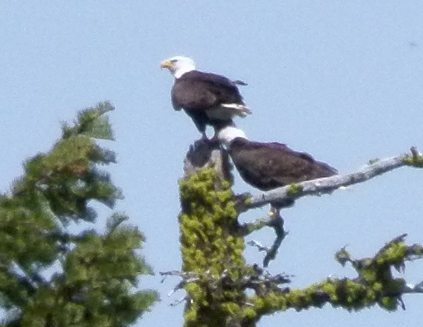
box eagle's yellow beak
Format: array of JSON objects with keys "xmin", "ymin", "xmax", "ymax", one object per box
[{"xmin": 160, "ymin": 60, "xmax": 173, "ymax": 69}]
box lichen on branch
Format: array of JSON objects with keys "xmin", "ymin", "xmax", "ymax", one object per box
[
  {"xmin": 246, "ymin": 234, "xmax": 423, "ymax": 319},
  {"xmin": 176, "ymin": 142, "xmax": 423, "ymax": 327},
  {"xmin": 179, "ymin": 167, "xmax": 249, "ymax": 326}
]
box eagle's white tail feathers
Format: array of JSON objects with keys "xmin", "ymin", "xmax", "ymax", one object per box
[{"xmin": 220, "ymin": 103, "xmax": 252, "ymax": 117}]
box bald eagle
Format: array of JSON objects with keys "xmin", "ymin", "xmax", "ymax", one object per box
[
  {"xmin": 160, "ymin": 56, "xmax": 251, "ymax": 138},
  {"xmin": 217, "ymin": 126, "xmax": 337, "ymax": 191}
]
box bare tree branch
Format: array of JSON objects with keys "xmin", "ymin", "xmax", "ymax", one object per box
[
  {"xmin": 403, "ymin": 281, "xmax": 423, "ymax": 294},
  {"xmin": 242, "ymin": 147, "xmax": 423, "ymax": 211},
  {"xmin": 241, "ymin": 210, "xmax": 288, "ymax": 267}
]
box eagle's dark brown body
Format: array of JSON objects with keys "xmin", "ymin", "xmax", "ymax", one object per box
[
  {"xmin": 228, "ymin": 138, "xmax": 337, "ymax": 190},
  {"xmin": 171, "ymin": 71, "xmax": 248, "ymax": 134}
]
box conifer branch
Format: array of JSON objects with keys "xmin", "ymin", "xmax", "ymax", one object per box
[
  {"xmin": 0, "ymin": 103, "xmax": 158, "ymax": 324},
  {"xmin": 242, "ymin": 147, "xmax": 423, "ymax": 211}
]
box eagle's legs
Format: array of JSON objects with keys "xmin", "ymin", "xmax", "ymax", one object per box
[
  {"xmin": 207, "ymin": 133, "xmax": 222, "ymax": 148},
  {"xmin": 190, "ymin": 131, "xmax": 210, "ymax": 153},
  {"xmin": 200, "ymin": 131, "xmax": 208, "ymax": 141}
]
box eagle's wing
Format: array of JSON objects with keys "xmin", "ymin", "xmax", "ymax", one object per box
[
  {"xmin": 232, "ymin": 141, "xmax": 336, "ymax": 190},
  {"xmin": 171, "ymin": 71, "xmax": 244, "ymax": 111}
]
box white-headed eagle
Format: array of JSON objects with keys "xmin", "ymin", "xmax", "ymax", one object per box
[
  {"xmin": 217, "ymin": 125, "xmax": 337, "ymax": 191},
  {"xmin": 161, "ymin": 56, "xmax": 251, "ymax": 138}
]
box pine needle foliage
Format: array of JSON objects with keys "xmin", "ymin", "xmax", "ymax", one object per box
[{"xmin": 0, "ymin": 102, "xmax": 157, "ymax": 327}]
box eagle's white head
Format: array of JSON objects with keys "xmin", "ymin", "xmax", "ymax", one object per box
[
  {"xmin": 217, "ymin": 125, "xmax": 248, "ymax": 148},
  {"xmin": 160, "ymin": 56, "xmax": 196, "ymax": 79}
]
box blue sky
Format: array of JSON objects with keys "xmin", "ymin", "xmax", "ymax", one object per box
[{"xmin": 1, "ymin": 1, "xmax": 422, "ymax": 326}]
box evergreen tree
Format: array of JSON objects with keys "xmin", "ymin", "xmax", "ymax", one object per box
[
  {"xmin": 0, "ymin": 102, "xmax": 157, "ymax": 327},
  {"xmin": 173, "ymin": 139, "xmax": 423, "ymax": 327}
]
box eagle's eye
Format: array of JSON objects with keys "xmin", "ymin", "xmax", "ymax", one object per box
[{"xmin": 170, "ymin": 59, "xmax": 178, "ymax": 63}]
